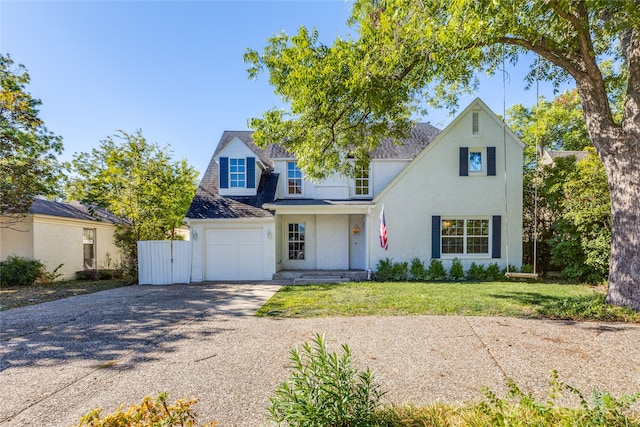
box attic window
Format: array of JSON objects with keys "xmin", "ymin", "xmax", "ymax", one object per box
[{"xmin": 472, "ymin": 111, "xmax": 480, "ymax": 135}]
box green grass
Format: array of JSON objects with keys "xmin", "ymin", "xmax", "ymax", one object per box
[
  {"xmin": 0, "ymin": 280, "xmax": 132, "ymax": 311},
  {"xmin": 256, "ymin": 281, "xmax": 640, "ymax": 322}
]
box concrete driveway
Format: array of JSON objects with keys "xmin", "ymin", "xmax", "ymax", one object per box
[{"xmin": 1, "ymin": 283, "xmax": 640, "ymax": 426}]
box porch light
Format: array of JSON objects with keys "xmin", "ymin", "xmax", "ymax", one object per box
[
  {"xmin": 267, "ymin": 230, "xmax": 273, "ymax": 239},
  {"xmin": 352, "ymin": 226, "xmax": 359, "ymax": 234}
]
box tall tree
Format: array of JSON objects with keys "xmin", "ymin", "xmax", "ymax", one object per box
[
  {"xmin": 0, "ymin": 54, "xmax": 63, "ymax": 221},
  {"xmin": 66, "ymin": 130, "xmax": 198, "ymax": 275},
  {"xmin": 246, "ymin": 1, "xmax": 640, "ymax": 310}
]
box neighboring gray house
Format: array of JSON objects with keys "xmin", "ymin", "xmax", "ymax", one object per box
[{"xmin": 186, "ymin": 98, "xmax": 524, "ymax": 281}]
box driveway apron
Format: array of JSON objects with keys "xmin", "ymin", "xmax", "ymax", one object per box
[{"xmin": 1, "ymin": 283, "xmax": 639, "ymax": 426}]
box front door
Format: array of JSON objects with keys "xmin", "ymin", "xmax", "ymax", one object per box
[{"xmin": 349, "ymin": 214, "xmax": 365, "ymax": 270}]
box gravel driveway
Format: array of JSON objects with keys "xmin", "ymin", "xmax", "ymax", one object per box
[{"xmin": 1, "ymin": 282, "xmax": 640, "ymax": 426}]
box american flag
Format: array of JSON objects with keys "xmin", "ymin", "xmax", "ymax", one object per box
[{"xmin": 379, "ymin": 205, "xmax": 388, "ymax": 250}]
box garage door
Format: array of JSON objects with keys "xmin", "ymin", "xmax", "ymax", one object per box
[{"xmin": 205, "ymin": 228, "xmax": 263, "ymax": 280}]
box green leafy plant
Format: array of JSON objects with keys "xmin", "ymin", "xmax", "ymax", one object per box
[
  {"xmin": 375, "ymin": 257, "xmax": 395, "ymax": 281},
  {"xmin": 466, "ymin": 262, "xmax": 487, "ymax": 282},
  {"xmin": 73, "ymin": 392, "xmax": 219, "ymax": 426},
  {"xmin": 38, "ymin": 263, "xmax": 63, "ymax": 283},
  {"xmin": 409, "ymin": 257, "xmax": 428, "ymax": 281},
  {"xmin": 392, "ymin": 261, "xmax": 409, "ymax": 281},
  {"xmin": 478, "ymin": 371, "xmax": 640, "ymax": 427},
  {"xmin": 426, "ymin": 258, "xmax": 446, "ymax": 281},
  {"xmin": 485, "ymin": 263, "xmax": 502, "ymax": 281},
  {"xmin": 269, "ymin": 334, "xmax": 385, "ymax": 427},
  {"xmin": 0, "ymin": 256, "xmax": 45, "ymax": 286},
  {"xmin": 448, "ymin": 258, "xmax": 465, "ymax": 281}
]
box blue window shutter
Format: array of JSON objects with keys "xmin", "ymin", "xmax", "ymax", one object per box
[
  {"xmin": 219, "ymin": 157, "xmax": 229, "ymax": 188},
  {"xmin": 492, "ymin": 215, "xmax": 501, "ymax": 258},
  {"xmin": 432, "ymin": 215, "xmax": 441, "ymax": 259},
  {"xmin": 247, "ymin": 157, "xmax": 256, "ymax": 188},
  {"xmin": 459, "ymin": 147, "xmax": 468, "ymax": 176},
  {"xmin": 487, "ymin": 147, "xmax": 496, "ymax": 176}
]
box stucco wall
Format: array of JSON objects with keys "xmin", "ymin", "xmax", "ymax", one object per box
[
  {"xmin": 315, "ymin": 215, "xmax": 349, "ymax": 269},
  {"xmin": 370, "ymin": 101, "xmax": 523, "ymax": 271},
  {"xmin": 0, "ymin": 218, "xmax": 35, "ymax": 260}
]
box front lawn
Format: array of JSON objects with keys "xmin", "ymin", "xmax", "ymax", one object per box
[
  {"xmin": 256, "ymin": 281, "xmax": 640, "ymax": 322},
  {"xmin": 0, "ymin": 280, "xmax": 132, "ymax": 311}
]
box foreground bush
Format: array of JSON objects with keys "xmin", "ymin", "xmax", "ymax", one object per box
[
  {"xmin": 374, "ymin": 371, "xmax": 640, "ymax": 426},
  {"xmin": 270, "ymin": 334, "xmax": 385, "ymax": 427},
  {"xmin": 74, "ymin": 392, "xmax": 218, "ymax": 427}
]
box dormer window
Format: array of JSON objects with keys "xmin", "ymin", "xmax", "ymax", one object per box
[
  {"xmin": 229, "ymin": 158, "xmax": 245, "ymax": 188},
  {"xmin": 219, "ymin": 156, "xmax": 256, "ymax": 190}
]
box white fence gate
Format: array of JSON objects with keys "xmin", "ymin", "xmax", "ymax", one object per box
[{"xmin": 137, "ymin": 240, "xmax": 191, "ymax": 285}]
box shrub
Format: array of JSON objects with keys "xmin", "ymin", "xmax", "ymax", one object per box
[
  {"xmin": 73, "ymin": 392, "xmax": 219, "ymax": 426},
  {"xmin": 375, "ymin": 258, "xmax": 395, "ymax": 281},
  {"xmin": 520, "ymin": 264, "xmax": 534, "ymax": 274},
  {"xmin": 502, "ymin": 264, "xmax": 519, "ymax": 278},
  {"xmin": 392, "ymin": 261, "xmax": 409, "ymax": 281},
  {"xmin": 479, "ymin": 371, "xmax": 640, "ymax": 427},
  {"xmin": 466, "ymin": 262, "xmax": 487, "ymax": 281},
  {"xmin": 426, "ymin": 258, "xmax": 447, "ymax": 281},
  {"xmin": 409, "ymin": 257, "xmax": 428, "ymax": 281},
  {"xmin": 0, "ymin": 256, "xmax": 45, "ymax": 286},
  {"xmin": 448, "ymin": 258, "xmax": 465, "ymax": 281},
  {"xmin": 269, "ymin": 334, "xmax": 385, "ymax": 427},
  {"xmin": 485, "ymin": 263, "xmax": 502, "ymax": 281}
]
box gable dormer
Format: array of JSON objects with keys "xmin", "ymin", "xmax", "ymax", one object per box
[{"xmin": 216, "ymin": 136, "xmax": 264, "ymax": 196}]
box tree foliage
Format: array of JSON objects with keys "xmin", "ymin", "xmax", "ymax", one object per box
[
  {"xmin": 66, "ymin": 130, "xmax": 198, "ymax": 275},
  {"xmin": 247, "ymin": 0, "xmax": 640, "ymax": 309},
  {"xmin": 0, "ymin": 54, "xmax": 63, "ymax": 219}
]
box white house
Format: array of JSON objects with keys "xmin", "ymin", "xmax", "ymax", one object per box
[{"xmin": 186, "ymin": 98, "xmax": 524, "ymax": 281}]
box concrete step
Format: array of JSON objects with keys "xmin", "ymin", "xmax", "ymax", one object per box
[{"xmin": 292, "ymin": 276, "xmax": 352, "ymax": 285}]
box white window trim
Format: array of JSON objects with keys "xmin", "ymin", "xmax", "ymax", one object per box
[
  {"xmin": 286, "ymin": 161, "xmax": 303, "ymax": 197},
  {"xmin": 441, "ymin": 217, "xmax": 492, "ymax": 259},
  {"xmin": 353, "ymin": 164, "xmax": 371, "ymax": 198},
  {"xmin": 287, "ymin": 222, "xmax": 306, "ymax": 261},
  {"xmin": 229, "ymin": 158, "xmax": 246, "ymax": 188},
  {"xmin": 468, "ymin": 148, "xmax": 487, "ymax": 176},
  {"xmin": 472, "ymin": 110, "xmax": 482, "ymax": 136}
]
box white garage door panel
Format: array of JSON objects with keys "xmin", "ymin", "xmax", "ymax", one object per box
[{"xmin": 205, "ymin": 228, "xmax": 263, "ymax": 280}]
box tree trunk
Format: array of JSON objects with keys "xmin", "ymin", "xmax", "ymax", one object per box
[{"xmin": 602, "ymin": 149, "xmax": 640, "ymax": 310}]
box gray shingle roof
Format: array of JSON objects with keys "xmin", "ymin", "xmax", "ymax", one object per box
[
  {"xmin": 188, "ymin": 123, "xmax": 440, "ymax": 220},
  {"xmin": 213, "ymin": 131, "xmax": 273, "ymax": 167},
  {"xmin": 29, "ymin": 198, "xmax": 127, "ymax": 224},
  {"xmin": 267, "ymin": 123, "xmax": 441, "ymax": 159},
  {"xmin": 186, "ymin": 172, "xmax": 278, "ymax": 219}
]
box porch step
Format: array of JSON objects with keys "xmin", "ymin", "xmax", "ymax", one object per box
[
  {"xmin": 273, "ymin": 270, "xmax": 369, "ymax": 283},
  {"xmin": 292, "ymin": 275, "xmax": 352, "ymax": 285}
]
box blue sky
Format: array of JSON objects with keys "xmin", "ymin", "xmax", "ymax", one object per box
[{"xmin": 1, "ymin": 1, "xmax": 572, "ymax": 178}]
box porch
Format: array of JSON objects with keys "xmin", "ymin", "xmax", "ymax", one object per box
[{"xmin": 272, "ymin": 269, "xmax": 370, "ymax": 284}]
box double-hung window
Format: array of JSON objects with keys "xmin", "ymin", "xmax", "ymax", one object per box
[
  {"xmin": 441, "ymin": 218, "xmax": 489, "ymax": 255},
  {"xmin": 287, "ymin": 162, "xmax": 302, "ymax": 195},
  {"xmin": 229, "ymin": 158, "xmax": 246, "ymax": 188},
  {"xmin": 354, "ymin": 164, "xmax": 370, "ymax": 196},
  {"xmin": 288, "ymin": 223, "xmax": 305, "ymax": 260},
  {"xmin": 83, "ymin": 228, "xmax": 96, "ymax": 269}
]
